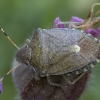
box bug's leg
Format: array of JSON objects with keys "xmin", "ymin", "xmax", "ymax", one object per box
[
  {"xmin": 62, "ymin": 73, "xmax": 86, "ymax": 85},
  {"xmin": 47, "ymin": 76, "xmax": 62, "ymax": 87},
  {"xmin": 31, "ymin": 66, "xmax": 40, "ymax": 76},
  {"xmin": 45, "ymin": 66, "xmax": 62, "ymax": 87}
]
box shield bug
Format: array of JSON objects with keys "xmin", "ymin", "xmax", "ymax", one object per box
[{"xmin": 0, "ymin": 3, "xmax": 100, "ymax": 87}]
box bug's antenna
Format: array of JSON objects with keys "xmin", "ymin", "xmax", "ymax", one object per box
[
  {"xmin": 0, "ymin": 63, "xmax": 20, "ymax": 82},
  {"xmin": 0, "ymin": 26, "xmax": 19, "ymax": 49}
]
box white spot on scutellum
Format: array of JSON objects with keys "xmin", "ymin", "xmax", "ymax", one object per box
[
  {"xmin": 94, "ymin": 38, "xmax": 98, "ymax": 41},
  {"xmin": 70, "ymin": 45, "xmax": 80, "ymax": 53}
]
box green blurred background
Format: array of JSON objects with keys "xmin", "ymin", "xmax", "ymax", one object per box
[{"xmin": 0, "ymin": 0, "xmax": 100, "ymax": 100}]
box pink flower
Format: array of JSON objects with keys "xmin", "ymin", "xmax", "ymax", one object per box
[
  {"xmin": 53, "ymin": 17, "xmax": 65, "ymax": 28},
  {"xmin": 86, "ymin": 28, "xmax": 100, "ymax": 38},
  {"xmin": 71, "ymin": 16, "xmax": 84, "ymax": 22},
  {"xmin": 53, "ymin": 16, "xmax": 100, "ymax": 38},
  {"xmin": 71, "ymin": 16, "xmax": 100, "ymax": 38}
]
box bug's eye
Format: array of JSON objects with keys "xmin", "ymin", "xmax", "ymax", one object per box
[
  {"xmin": 25, "ymin": 62, "xmax": 29, "ymax": 65},
  {"xmin": 25, "ymin": 45, "xmax": 28, "ymax": 48}
]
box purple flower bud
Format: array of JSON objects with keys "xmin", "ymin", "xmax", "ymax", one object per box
[
  {"xmin": 97, "ymin": 27, "xmax": 100, "ymax": 33},
  {"xmin": 13, "ymin": 63, "xmax": 89, "ymax": 100},
  {"xmin": 53, "ymin": 17, "xmax": 65, "ymax": 28},
  {"xmin": 86, "ymin": 28, "xmax": 100, "ymax": 38},
  {"xmin": 0, "ymin": 81, "xmax": 3, "ymax": 94},
  {"xmin": 71, "ymin": 16, "xmax": 84, "ymax": 22}
]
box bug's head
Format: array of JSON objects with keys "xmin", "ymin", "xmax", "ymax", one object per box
[
  {"xmin": 15, "ymin": 45, "xmax": 32, "ymax": 65},
  {"xmin": 0, "ymin": 26, "xmax": 32, "ymax": 83}
]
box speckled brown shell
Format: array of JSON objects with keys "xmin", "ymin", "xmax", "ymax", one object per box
[{"xmin": 28, "ymin": 28, "xmax": 100, "ymax": 76}]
